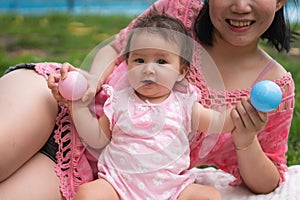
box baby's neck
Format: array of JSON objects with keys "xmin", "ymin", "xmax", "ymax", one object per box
[{"xmin": 135, "ymin": 91, "xmax": 171, "ymax": 104}]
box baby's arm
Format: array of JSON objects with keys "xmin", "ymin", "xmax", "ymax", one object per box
[
  {"xmin": 71, "ymin": 101, "xmax": 111, "ymax": 149},
  {"xmin": 192, "ymin": 102, "xmax": 235, "ymax": 133}
]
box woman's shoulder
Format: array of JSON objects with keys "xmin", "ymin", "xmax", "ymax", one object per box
[
  {"xmin": 258, "ymin": 60, "xmax": 295, "ymax": 105},
  {"xmin": 255, "ymin": 59, "xmax": 294, "ymax": 96},
  {"xmin": 262, "ymin": 60, "xmax": 288, "ymax": 81}
]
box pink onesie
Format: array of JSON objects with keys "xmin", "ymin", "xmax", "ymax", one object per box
[{"xmin": 98, "ymin": 82, "xmax": 199, "ymax": 199}]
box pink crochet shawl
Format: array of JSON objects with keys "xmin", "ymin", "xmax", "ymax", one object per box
[{"xmin": 35, "ymin": 0, "xmax": 295, "ymax": 199}]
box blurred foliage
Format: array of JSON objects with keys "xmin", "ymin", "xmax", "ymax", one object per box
[{"xmin": 0, "ymin": 13, "xmax": 134, "ymax": 74}]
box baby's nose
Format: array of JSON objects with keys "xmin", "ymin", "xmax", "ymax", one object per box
[{"xmin": 142, "ymin": 63, "xmax": 156, "ymax": 74}]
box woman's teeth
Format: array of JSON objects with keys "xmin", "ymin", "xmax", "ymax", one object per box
[{"xmin": 229, "ymin": 20, "xmax": 252, "ymax": 27}]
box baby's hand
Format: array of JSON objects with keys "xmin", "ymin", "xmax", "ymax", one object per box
[
  {"xmin": 78, "ymin": 70, "xmax": 101, "ymax": 104},
  {"xmin": 60, "ymin": 63, "xmax": 102, "ymax": 104},
  {"xmin": 47, "ymin": 62, "xmax": 79, "ymax": 107},
  {"xmin": 48, "ymin": 73, "xmax": 64, "ymax": 106},
  {"xmin": 48, "ymin": 62, "xmax": 101, "ymax": 107}
]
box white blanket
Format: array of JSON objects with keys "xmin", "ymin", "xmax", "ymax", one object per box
[{"xmin": 191, "ymin": 165, "xmax": 300, "ymax": 200}]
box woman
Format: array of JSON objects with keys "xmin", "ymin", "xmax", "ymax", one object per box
[{"xmin": 0, "ymin": 0, "xmax": 297, "ymax": 199}]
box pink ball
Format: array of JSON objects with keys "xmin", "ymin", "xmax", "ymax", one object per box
[{"xmin": 58, "ymin": 71, "xmax": 88, "ymax": 101}]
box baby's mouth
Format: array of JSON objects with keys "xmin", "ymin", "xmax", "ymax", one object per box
[
  {"xmin": 226, "ymin": 19, "xmax": 255, "ymax": 28},
  {"xmin": 141, "ymin": 80, "xmax": 155, "ymax": 85}
]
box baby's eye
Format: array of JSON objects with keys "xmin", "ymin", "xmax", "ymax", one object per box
[
  {"xmin": 157, "ymin": 59, "xmax": 167, "ymax": 64},
  {"xmin": 135, "ymin": 58, "xmax": 144, "ymax": 63}
]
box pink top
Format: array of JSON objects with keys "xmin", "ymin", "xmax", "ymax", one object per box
[
  {"xmin": 97, "ymin": 82, "xmax": 198, "ymax": 199},
  {"xmin": 33, "ymin": 0, "xmax": 295, "ymax": 199}
]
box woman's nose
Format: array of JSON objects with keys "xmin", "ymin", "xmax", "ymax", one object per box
[{"xmin": 230, "ymin": 0, "xmax": 252, "ymax": 14}]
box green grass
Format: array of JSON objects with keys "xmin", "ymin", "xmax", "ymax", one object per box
[
  {"xmin": 0, "ymin": 13, "xmax": 135, "ymax": 74},
  {"xmin": 0, "ymin": 14, "xmax": 299, "ymax": 166}
]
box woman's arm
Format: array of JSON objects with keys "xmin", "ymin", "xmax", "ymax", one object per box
[
  {"xmin": 231, "ymin": 99, "xmax": 279, "ymax": 193},
  {"xmin": 193, "ymin": 99, "xmax": 280, "ymax": 194},
  {"xmin": 71, "ymin": 101, "xmax": 111, "ymax": 149},
  {"xmin": 234, "ymin": 136, "xmax": 280, "ymax": 193},
  {"xmin": 89, "ymin": 42, "xmax": 119, "ymax": 86},
  {"xmin": 79, "ymin": 43, "xmax": 119, "ymax": 102}
]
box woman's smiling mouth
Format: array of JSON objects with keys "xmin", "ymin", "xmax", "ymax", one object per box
[{"xmin": 226, "ymin": 19, "xmax": 255, "ymax": 28}]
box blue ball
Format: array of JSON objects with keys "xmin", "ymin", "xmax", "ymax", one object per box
[{"xmin": 250, "ymin": 80, "xmax": 282, "ymax": 112}]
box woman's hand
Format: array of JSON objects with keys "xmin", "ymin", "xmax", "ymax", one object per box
[{"xmin": 230, "ymin": 98, "xmax": 268, "ymax": 149}]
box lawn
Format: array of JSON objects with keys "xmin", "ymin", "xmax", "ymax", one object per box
[
  {"xmin": 0, "ymin": 13, "xmax": 299, "ymax": 165},
  {"xmin": 0, "ymin": 13, "xmax": 134, "ymax": 74}
]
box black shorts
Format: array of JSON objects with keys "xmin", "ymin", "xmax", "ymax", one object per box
[{"xmin": 5, "ymin": 63, "xmax": 58, "ymax": 163}]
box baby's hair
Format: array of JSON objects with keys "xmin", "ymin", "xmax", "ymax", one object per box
[
  {"xmin": 194, "ymin": 1, "xmax": 299, "ymax": 52},
  {"xmin": 124, "ymin": 10, "xmax": 193, "ymax": 69}
]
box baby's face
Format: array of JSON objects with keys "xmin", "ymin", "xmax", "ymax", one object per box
[{"xmin": 127, "ymin": 32, "xmax": 185, "ymax": 102}]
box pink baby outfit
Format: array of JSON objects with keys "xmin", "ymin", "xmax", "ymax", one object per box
[
  {"xmin": 111, "ymin": 0, "xmax": 295, "ymax": 187},
  {"xmin": 31, "ymin": 0, "xmax": 295, "ymax": 199},
  {"xmin": 98, "ymin": 82, "xmax": 199, "ymax": 199}
]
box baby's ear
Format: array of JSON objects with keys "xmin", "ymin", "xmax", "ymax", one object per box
[
  {"xmin": 176, "ymin": 74, "xmax": 185, "ymax": 82},
  {"xmin": 177, "ymin": 65, "xmax": 189, "ymax": 81}
]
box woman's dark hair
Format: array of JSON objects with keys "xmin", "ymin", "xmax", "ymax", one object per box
[
  {"xmin": 194, "ymin": 1, "xmax": 299, "ymax": 52},
  {"xmin": 124, "ymin": 10, "xmax": 193, "ymax": 67}
]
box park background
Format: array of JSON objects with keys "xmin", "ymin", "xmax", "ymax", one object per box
[{"xmin": 0, "ymin": 0, "xmax": 299, "ymax": 165}]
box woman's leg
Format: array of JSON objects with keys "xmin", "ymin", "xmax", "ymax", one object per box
[
  {"xmin": 74, "ymin": 178, "xmax": 119, "ymax": 200},
  {"xmin": 177, "ymin": 183, "xmax": 222, "ymax": 200},
  {"xmin": 0, "ymin": 153, "xmax": 63, "ymax": 200},
  {"xmin": 0, "ymin": 69, "xmax": 58, "ymax": 181}
]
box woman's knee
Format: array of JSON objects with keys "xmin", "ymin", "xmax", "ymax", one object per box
[
  {"xmin": 0, "ymin": 69, "xmax": 58, "ymax": 143},
  {"xmin": 0, "ymin": 69, "xmax": 58, "ymax": 181}
]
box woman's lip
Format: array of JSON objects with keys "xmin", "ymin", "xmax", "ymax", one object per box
[
  {"xmin": 226, "ymin": 19, "xmax": 255, "ymax": 28},
  {"xmin": 226, "ymin": 19, "xmax": 255, "ymax": 32}
]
